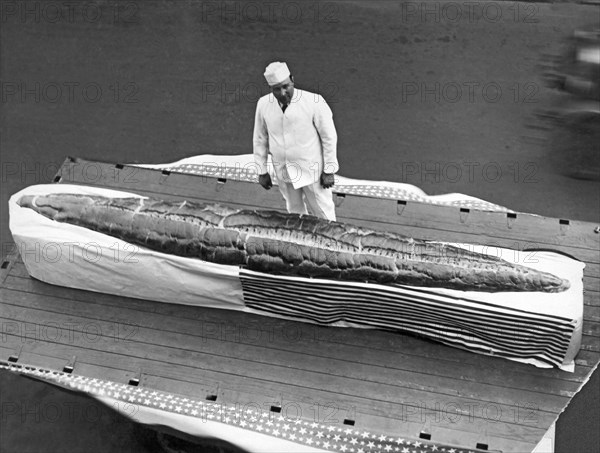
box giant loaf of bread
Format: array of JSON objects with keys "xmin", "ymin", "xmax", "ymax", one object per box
[{"xmin": 17, "ymin": 193, "xmax": 570, "ymax": 293}]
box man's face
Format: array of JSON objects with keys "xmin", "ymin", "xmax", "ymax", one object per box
[{"xmin": 271, "ymin": 77, "xmax": 294, "ymax": 105}]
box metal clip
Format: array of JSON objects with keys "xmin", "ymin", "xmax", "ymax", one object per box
[
  {"xmin": 269, "ymin": 403, "xmax": 282, "ymax": 414},
  {"xmin": 159, "ymin": 169, "xmax": 171, "ymax": 185},
  {"xmin": 397, "ymin": 200, "xmax": 407, "ymax": 215},
  {"xmin": 506, "ymin": 212, "xmax": 517, "ymax": 229},
  {"xmin": 63, "ymin": 355, "xmax": 76, "ymax": 374},
  {"xmin": 8, "ymin": 345, "xmax": 23, "ymax": 363},
  {"xmin": 334, "ymin": 193, "xmax": 345, "ymax": 207},
  {"xmin": 128, "ymin": 368, "xmax": 143, "ymax": 386},
  {"xmin": 475, "ymin": 430, "xmax": 490, "ymax": 451},
  {"xmin": 216, "ymin": 178, "xmax": 227, "ymax": 192}
]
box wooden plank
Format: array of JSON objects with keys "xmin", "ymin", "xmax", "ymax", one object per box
[
  {"xmin": 0, "ymin": 290, "xmax": 568, "ymax": 426},
  {"xmin": 224, "ymin": 386, "xmax": 541, "ymax": 453},
  {"xmin": 582, "ymin": 336, "xmax": 599, "ymax": 353},
  {"xmin": 579, "ymin": 338, "xmax": 600, "ymax": 352},
  {"xmin": 54, "ymin": 158, "xmax": 600, "ymax": 262},
  {"xmin": 0, "ymin": 329, "xmax": 546, "ymax": 452},
  {"xmin": 2, "ymin": 271, "xmax": 595, "ymax": 380},
  {"xmin": 0, "ymin": 247, "xmax": 19, "ymax": 286},
  {"xmin": 584, "ymin": 290, "xmax": 600, "ymax": 308},
  {"xmin": 0, "ymin": 289, "xmax": 578, "ymax": 410},
  {"xmin": 1, "ymin": 293, "xmax": 573, "ymax": 413},
  {"xmin": 1, "ymin": 355, "xmax": 539, "ymax": 453},
  {"xmin": 583, "ymin": 275, "xmax": 599, "ymax": 294},
  {"xmin": 583, "ymin": 321, "xmax": 600, "ymax": 337},
  {"xmin": 2, "ymin": 273, "xmax": 596, "ymax": 386},
  {"xmin": 2, "ymin": 345, "xmax": 219, "ymax": 401},
  {"xmin": 585, "ymin": 306, "xmax": 600, "ymax": 322},
  {"xmin": 1, "ymin": 345, "xmax": 67, "ymax": 373},
  {"xmin": 1, "ymin": 156, "xmax": 597, "ymax": 453},
  {"xmin": 574, "ymin": 349, "xmax": 600, "ymax": 367}
]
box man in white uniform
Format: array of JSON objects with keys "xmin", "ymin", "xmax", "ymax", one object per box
[{"xmin": 253, "ymin": 61, "xmax": 339, "ymax": 221}]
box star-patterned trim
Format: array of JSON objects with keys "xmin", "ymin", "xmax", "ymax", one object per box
[
  {"xmin": 1, "ymin": 362, "xmax": 490, "ymax": 453},
  {"xmin": 158, "ymin": 164, "xmax": 509, "ymax": 212}
]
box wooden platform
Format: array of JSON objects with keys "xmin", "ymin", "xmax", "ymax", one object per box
[{"xmin": 1, "ymin": 157, "xmax": 599, "ymax": 452}]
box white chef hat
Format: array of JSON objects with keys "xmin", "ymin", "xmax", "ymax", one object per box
[{"xmin": 263, "ymin": 61, "xmax": 291, "ymax": 86}]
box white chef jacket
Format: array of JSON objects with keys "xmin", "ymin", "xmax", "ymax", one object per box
[{"xmin": 253, "ymin": 88, "xmax": 339, "ymax": 189}]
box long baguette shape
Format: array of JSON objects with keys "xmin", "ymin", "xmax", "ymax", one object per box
[{"xmin": 18, "ymin": 193, "xmax": 570, "ymax": 293}]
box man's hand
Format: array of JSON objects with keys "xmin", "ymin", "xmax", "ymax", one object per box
[
  {"xmin": 320, "ymin": 172, "xmax": 335, "ymax": 189},
  {"xmin": 258, "ymin": 172, "xmax": 273, "ymax": 190}
]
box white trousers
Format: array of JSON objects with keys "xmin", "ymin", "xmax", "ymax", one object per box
[{"xmin": 277, "ymin": 180, "xmax": 336, "ymax": 221}]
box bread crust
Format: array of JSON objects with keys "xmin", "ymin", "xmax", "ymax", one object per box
[{"xmin": 17, "ymin": 194, "xmax": 571, "ymax": 293}]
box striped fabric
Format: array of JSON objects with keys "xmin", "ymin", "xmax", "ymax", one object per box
[{"xmin": 239, "ymin": 270, "xmax": 576, "ymax": 368}]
